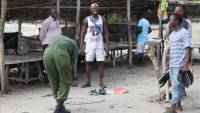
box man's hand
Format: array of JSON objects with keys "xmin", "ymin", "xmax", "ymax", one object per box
[
  {"xmin": 80, "ymin": 48, "xmax": 85, "ymax": 56},
  {"xmin": 183, "ymin": 63, "xmax": 189, "ymax": 72},
  {"xmin": 106, "ymin": 49, "xmax": 109, "ymax": 56},
  {"xmin": 105, "ymin": 48, "xmax": 109, "ymax": 61}
]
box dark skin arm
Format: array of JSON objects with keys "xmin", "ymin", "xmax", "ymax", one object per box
[
  {"xmin": 102, "ymin": 17, "xmax": 109, "ymax": 57},
  {"xmin": 184, "ymin": 47, "xmax": 191, "ymax": 71},
  {"xmin": 80, "ymin": 18, "xmax": 88, "ymax": 55}
]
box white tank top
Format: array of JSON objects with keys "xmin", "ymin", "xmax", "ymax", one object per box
[{"xmin": 85, "ymin": 15, "xmax": 104, "ymax": 49}]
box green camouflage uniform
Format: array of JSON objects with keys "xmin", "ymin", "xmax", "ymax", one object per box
[{"xmin": 44, "ymin": 35, "xmax": 78, "ymax": 102}]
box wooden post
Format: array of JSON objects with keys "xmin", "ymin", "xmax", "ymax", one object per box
[
  {"xmin": 127, "ymin": 0, "xmax": 132, "ymax": 66},
  {"xmin": 25, "ymin": 63, "xmax": 29, "ymax": 84},
  {"xmin": 157, "ymin": 1, "xmax": 163, "ymax": 62},
  {"xmin": 148, "ymin": 39, "xmax": 162, "ymax": 98},
  {"xmin": 0, "ymin": 0, "xmax": 8, "ymax": 93},
  {"xmin": 17, "ymin": 20, "xmax": 22, "ymax": 55},
  {"xmin": 112, "ymin": 50, "xmax": 116, "ymax": 67},
  {"xmin": 57, "ymin": 0, "xmax": 60, "ymax": 20},
  {"xmin": 75, "ymin": 0, "xmax": 80, "ymax": 40},
  {"xmin": 18, "ymin": 20, "xmax": 22, "ymax": 36},
  {"xmin": 73, "ymin": 0, "xmax": 80, "ymax": 79}
]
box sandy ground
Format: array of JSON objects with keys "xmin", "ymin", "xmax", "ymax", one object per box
[{"xmin": 0, "ymin": 23, "xmax": 200, "ymax": 113}]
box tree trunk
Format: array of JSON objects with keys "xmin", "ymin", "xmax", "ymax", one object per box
[
  {"xmin": 0, "ymin": 0, "xmax": 8, "ymax": 93},
  {"xmin": 147, "ymin": 39, "xmax": 161, "ymax": 98},
  {"xmin": 157, "ymin": 1, "xmax": 163, "ymax": 63},
  {"xmin": 127, "ymin": 0, "xmax": 132, "ymax": 66},
  {"xmin": 162, "ymin": 39, "xmax": 170, "ymax": 101}
]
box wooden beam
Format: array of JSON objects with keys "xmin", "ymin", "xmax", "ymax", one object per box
[
  {"xmin": 7, "ymin": 6, "xmax": 126, "ymax": 10},
  {"xmin": 0, "ymin": 0, "xmax": 8, "ymax": 93},
  {"xmin": 127, "ymin": 0, "xmax": 132, "ymax": 66},
  {"xmin": 57, "ymin": 0, "xmax": 60, "ymax": 20}
]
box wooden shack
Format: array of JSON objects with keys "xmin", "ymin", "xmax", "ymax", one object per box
[
  {"xmin": 1, "ymin": 0, "xmax": 200, "ymax": 93},
  {"xmin": 0, "ymin": 0, "xmax": 159, "ymax": 93}
]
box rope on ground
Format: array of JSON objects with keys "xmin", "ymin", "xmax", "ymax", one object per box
[{"xmin": 65, "ymin": 99, "xmax": 105, "ymax": 105}]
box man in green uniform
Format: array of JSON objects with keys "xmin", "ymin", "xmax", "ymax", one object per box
[{"xmin": 43, "ymin": 35, "xmax": 78, "ymax": 113}]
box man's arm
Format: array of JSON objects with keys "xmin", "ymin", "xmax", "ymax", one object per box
[
  {"xmin": 39, "ymin": 20, "xmax": 49, "ymax": 43},
  {"xmin": 102, "ymin": 17, "xmax": 109, "ymax": 56},
  {"xmin": 183, "ymin": 31, "xmax": 191, "ymax": 71},
  {"xmin": 187, "ymin": 19, "xmax": 192, "ymax": 38},
  {"xmin": 79, "ymin": 18, "xmax": 88, "ymax": 55},
  {"xmin": 184, "ymin": 47, "xmax": 191, "ymax": 69}
]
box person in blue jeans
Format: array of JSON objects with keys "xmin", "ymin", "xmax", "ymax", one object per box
[{"xmin": 165, "ymin": 13, "xmax": 191, "ymax": 113}]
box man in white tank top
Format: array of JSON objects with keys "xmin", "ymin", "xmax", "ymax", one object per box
[{"xmin": 80, "ymin": 3, "xmax": 109, "ymax": 88}]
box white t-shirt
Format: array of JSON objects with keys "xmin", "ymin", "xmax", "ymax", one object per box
[
  {"xmin": 169, "ymin": 28, "xmax": 191, "ymax": 67},
  {"xmin": 84, "ymin": 15, "xmax": 104, "ymax": 49}
]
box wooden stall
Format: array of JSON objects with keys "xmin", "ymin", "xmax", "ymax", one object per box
[{"xmin": 2, "ymin": 0, "xmax": 200, "ymax": 93}]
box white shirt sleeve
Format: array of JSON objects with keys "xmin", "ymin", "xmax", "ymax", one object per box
[
  {"xmin": 182, "ymin": 30, "xmax": 191, "ymax": 48},
  {"xmin": 39, "ymin": 19, "xmax": 49, "ymax": 43}
]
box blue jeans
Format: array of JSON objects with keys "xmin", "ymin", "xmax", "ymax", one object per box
[{"xmin": 169, "ymin": 67, "xmax": 183, "ymax": 104}]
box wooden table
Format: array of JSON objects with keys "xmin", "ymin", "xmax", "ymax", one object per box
[
  {"xmin": 5, "ymin": 52, "xmax": 43, "ymax": 85},
  {"xmin": 109, "ymin": 42, "xmax": 136, "ymax": 66}
]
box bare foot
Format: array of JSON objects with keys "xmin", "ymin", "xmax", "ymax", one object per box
[
  {"xmin": 176, "ymin": 106, "xmax": 183, "ymax": 111},
  {"xmin": 99, "ymin": 83, "xmax": 107, "ymax": 88},
  {"xmin": 182, "ymin": 91, "xmax": 187, "ymax": 96},
  {"xmin": 81, "ymin": 83, "xmax": 91, "ymax": 88},
  {"xmin": 176, "ymin": 101, "xmax": 183, "ymax": 111}
]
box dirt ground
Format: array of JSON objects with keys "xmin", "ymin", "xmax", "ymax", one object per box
[{"xmin": 0, "ymin": 23, "xmax": 200, "ymax": 113}]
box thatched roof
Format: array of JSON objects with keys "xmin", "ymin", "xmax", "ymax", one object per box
[
  {"xmin": 3, "ymin": 0, "xmax": 156, "ymax": 21},
  {"xmin": 1, "ymin": 0, "xmax": 200, "ymax": 21}
]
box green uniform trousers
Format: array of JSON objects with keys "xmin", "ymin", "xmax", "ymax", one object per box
[{"xmin": 43, "ymin": 36, "xmax": 78, "ymax": 102}]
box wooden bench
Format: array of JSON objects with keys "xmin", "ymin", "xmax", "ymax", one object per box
[
  {"xmin": 5, "ymin": 52, "xmax": 43, "ymax": 85},
  {"xmin": 109, "ymin": 42, "xmax": 136, "ymax": 66}
]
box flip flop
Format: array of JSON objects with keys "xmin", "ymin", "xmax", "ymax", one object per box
[
  {"xmin": 183, "ymin": 70, "xmax": 193, "ymax": 88},
  {"xmin": 89, "ymin": 89, "xmax": 98, "ymax": 96},
  {"xmin": 159, "ymin": 70, "xmax": 170, "ymax": 88},
  {"xmin": 177, "ymin": 68, "xmax": 193, "ymax": 88},
  {"xmin": 98, "ymin": 88, "xmax": 106, "ymax": 95},
  {"xmin": 164, "ymin": 108, "xmax": 177, "ymax": 113}
]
